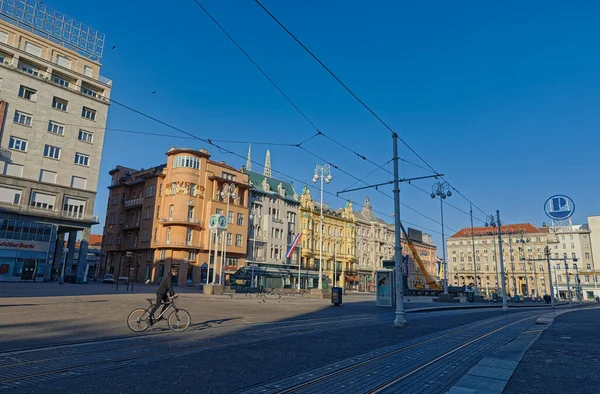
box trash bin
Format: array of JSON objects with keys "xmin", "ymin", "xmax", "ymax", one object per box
[
  {"xmin": 467, "ymin": 292, "xmax": 475, "ymax": 303},
  {"xmin": 331, "ymin": 287, "xmax": 342, "ymax": 306}
]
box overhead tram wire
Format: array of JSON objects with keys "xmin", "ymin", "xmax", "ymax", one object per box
[
  {"xmin": 253, "ymin": 0, "xmax": 490, "ymax": 218},
  {"xmin": 189, "ymin": 0, "xmax": 430, "ymax": 180},
  {"xmin": 186, "ymin": 0, "xmax": 460, "ymax": 232}
]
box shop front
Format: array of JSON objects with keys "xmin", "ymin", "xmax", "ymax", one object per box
[{"xmin": 0, "ymin": 240, "xmax": 50, "ymax": 282}]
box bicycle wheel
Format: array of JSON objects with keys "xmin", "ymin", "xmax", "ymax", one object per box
[
  {"xmin": 167, "ymin": 309, "xmax": 191, "ymax": 332},
  {"xmin": 127, "ymin": 308, "xmax": 151, "ymax": 332}
]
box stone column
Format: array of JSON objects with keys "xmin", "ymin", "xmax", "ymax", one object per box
[
  {"xmin": 65, "ymin": 231, "xmax": 77, "ymax": 279},
  {"xmin": 51, "ymin": 231, "xmax": 66, "ymax": 281},
  {"xmin": 76, "ymin": 228, "xmax": 91, "ymax": 283}
]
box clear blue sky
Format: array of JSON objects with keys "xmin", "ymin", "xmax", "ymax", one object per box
[{"xmin": 52, "ymin": 0, "xmax": 600, "ymax": 250}]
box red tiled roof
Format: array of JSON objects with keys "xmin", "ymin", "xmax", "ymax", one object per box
[
  {"xmin": 450, "ymin": 223, "xmax": 542, "ymax": 238},
  {"xmin": 64, "ymin": 234, "xmax": 103, "ymax": 249}
]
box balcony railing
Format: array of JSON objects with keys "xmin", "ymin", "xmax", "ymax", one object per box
[
  {"xmin": 272, "ymin": 217, "xmax": 284, "ymax": 224},
  {"xmin": 124, "ymin": 197, "xmax": 143, "ymax": 208},
  {"xmin": 153, "ymin": 240, "xmax": 203, "ymax": 249},
  {"xmin": 124, "ymin": 221, "xmax": 141, "ymax": 229},
  {"xmin": 160, "ymin": 217, "xmax": 201, "ymax": 226},
  {"xmin": 0, "ymin": 202, "xmax": 99, "ymax": 223},
  {"xmin": 0, "ymin": 147, "xmax": 11, "ymax": 162}
]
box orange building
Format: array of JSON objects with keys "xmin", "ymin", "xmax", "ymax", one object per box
[{"xmin": 101, "ymin": 148, "xmax": 249, "ymax": 286}]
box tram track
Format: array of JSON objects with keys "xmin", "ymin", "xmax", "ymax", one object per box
[
  {"xmin": 248, "ymin": 312, "xmax": 543, "ymax": 394},
  {"xmin": 0, "ymin": 313, "xmax": 384, "ymax": 388}
]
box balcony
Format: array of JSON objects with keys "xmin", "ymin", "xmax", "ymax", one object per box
[
  {"xmin": 0, "ymin": 147, "xmax": 11, "ymax": 162},
  {"xmin": 153, "ymin": 240, "xmax": 203, "ymax": 249},
  {"xmin": 160, "ymin": 217, "xmax": 202, "ymax": 227},
  {"xmin": 249, "ymin": 230, "xmax": 267, "ymax": 242},
  {"xmin": 124, "ymin": 197, "xmax": 143, "ymax": 209},
  {"xmin": 123, "ymin": 221, "xmax": 141, "ymax": 229},
  {"xmin": 0, "ymin": 202, "xmax": 99, "ymax": 224},
  {"xmin": 272, "ymin": 217, "xmax": 284, "ymax": 224}
]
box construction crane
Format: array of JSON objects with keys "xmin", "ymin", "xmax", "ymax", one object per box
[{"xmin": 398, "ymin": 221, "xmax": 442, "ymax": 292}]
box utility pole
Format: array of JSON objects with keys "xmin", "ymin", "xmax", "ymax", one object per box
[
  {"xmin": 546, "ymin": 246, "xmax": 555, "ymax": 308},
  {"xmin": 494, "ymin": 211, "xmax": 509, "ymax": 311},
  {"xmin": 564, "ymin": 256, "xmax": 572, "ymax": 307},
  {"xmin": 392, "ymin": 133, "xmax": 406, "ymax": 327}
]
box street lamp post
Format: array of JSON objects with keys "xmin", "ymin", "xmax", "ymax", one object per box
[
  {"xmin": 491, "ymin": 233, "xmax": 500, "ymax": 294},
  {"xmin": 58, "ymin": 247, "xmax": 68, "ymax": 285},
  {"xmin": 508, "ymin": 234, "xmax": 517, "ymax": 297},
  {"xmin": 516, "ymin": 237, "xmax": 530, "ymax": 297},
  {"xmin": 573, "ymin": 262, "xmax": 582, "ymax": 305},
  {"xmin": 249, "ymin": 206, "xmax": 261, "ymax": 288},
  {"xmin": 220, "ymin": 183, "xmax": 237, "ymax": 286},
  {"xmin": 431, "ymin": 181, "xmax": 452, "ymax": 294},
  {"xmin": 469, "ymin": 203, "xmax": 478, "ymax": 295},
  {"xmin": 564, "ymin": 257, "xmax": 572, "ymax": 307},
  {"xmin": 486, "ymin": 212, "xmax": 508, "ymax": 311},
  {"xmin": 313, "ymin": 164, "xmax": 332, "ymax": 290},
  {"xmin": 554, "ymin": 263, "xmax": 560, "ymax": 300}
]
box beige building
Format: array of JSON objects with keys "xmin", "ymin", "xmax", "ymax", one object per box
[
  {"xmin": 298, "ymin": 187, "xmax": 356, "ymax": 289},
  {"xmin": 354, "ymin": 196, "xmax": 438, "ymax": 292},
  {"xmin": 0, "ymin": 2, "xmax": 111, "ymax": 282},
  {"xmin": 102, "ymin": 148, "xmax": 249, "ymax": 287}
]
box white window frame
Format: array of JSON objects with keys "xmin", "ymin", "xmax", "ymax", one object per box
[
  {"xmin": 74, "ymin": 152, "xmax": 90, "ymax": 166},
  {"xmin": 8, "ymin": 136, "xmax": 27, "ymax": 152},
  {"xmin": 18, "ymin": 85, "xmax": 36, "ymax": 101},
  {"xmin": 78, "ymin": 129, "xmax": 93, "ymax": 143},
  {"xmin": 13, "ymin": 110, "xmax": 32, "ymax": 126},
  {"xmin": 81, "ymin": 107, "xmax": 96, "ymax": 120},
  {"xmin": 43, "ymin": 144, "xmax": 61, "ymax": 159},
  {"xmin": 47, "ymin": 120, "xmax": 65, "ymax": 135},
  {"xmin": 56, "ymin": 54, "xmax": 71, "ymax": 69},
  {"xmin": 52, "ymin": 97, "xmax": 68, "ymax": 111},
  {"xmin": 24, "ymin": 42, "xmax": 41, "ymax": 57},
  {"xmin": 52, "ymin": 75, "xmax": 70, "ymax": 87},
  {"xmin": 83, "ymin": 65, "xmax": 93, "ymax": 77}
]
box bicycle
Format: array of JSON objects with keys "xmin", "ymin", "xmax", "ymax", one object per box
[{"xmin": 127, "ymin": 295, "xmax": 191, "ymax": 332}]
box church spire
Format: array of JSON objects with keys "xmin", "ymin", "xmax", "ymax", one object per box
[
  {"xmin": 264, "ymin": 150, "xmax": 272, "ymax": 177},
  {"xmin": 246, "ymin": 144, "xmax": 252, "ymax": 172}
]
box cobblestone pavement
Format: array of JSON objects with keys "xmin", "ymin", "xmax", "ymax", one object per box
[
  {"xmin": 0, "ymin": 282, "xmax": 583, "ymax": 393},
  {"xmin": 504, "ymin": 306, "xmax": 600, "ymax": 394}
]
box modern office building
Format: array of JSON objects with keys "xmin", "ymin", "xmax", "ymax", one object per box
[
  {"xmin": 102, "ymin": 148, "xmax": 249, "ymax": 287},
  {"xmin": 0, "ymin": 1, "xmax": 111, "ymax": 282}
]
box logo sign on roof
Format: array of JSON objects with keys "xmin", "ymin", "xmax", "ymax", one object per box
[{"xmin": 544, "ymin": 195, "xmax": 575, "ymax": 221}]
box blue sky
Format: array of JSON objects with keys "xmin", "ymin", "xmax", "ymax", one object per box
[{"xmin": 51, "ymin": 0, "xmax": 600, "ymax": 249}]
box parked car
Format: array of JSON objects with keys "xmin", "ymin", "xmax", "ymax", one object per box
[{"xmin": 102, "ymin": 274, "xmax": 115, "ymax": 283}]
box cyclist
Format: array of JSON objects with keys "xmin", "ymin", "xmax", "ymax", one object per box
[{"xmin": 149, "ymin": 267, "xmax": 177, "ymax": 326}]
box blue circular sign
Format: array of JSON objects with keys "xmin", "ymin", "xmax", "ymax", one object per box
[{"xmin": 544, "ymin": 195, "xmax": 575, "ymax": 220}]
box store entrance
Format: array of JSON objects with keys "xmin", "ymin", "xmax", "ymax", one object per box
[{"xmin": 21, "ymin": 259, "xmax": 37, "ymax": 280}]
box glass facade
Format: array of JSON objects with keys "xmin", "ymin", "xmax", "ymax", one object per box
[{"xmin": 0, "ymin": 218, "xmax": 55, "ymax": 281}]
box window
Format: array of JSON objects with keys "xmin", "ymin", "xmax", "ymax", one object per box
[
  {"xmin": 226, "ymin": 232, "xmax": 232, "ymax": 246},
  {"xmin": 236, "ymin": 234, "xmax": 243, "ymax": 247},
  {"xmin": 0, "ymin": 31, "xmax": 8, "ymax": 44},
  {"xmin": 0, "ymin": 186, "xmax": 21, "ymax": 205},
  {"xmin": 43, "ymin": 144, "xmax": 61, "ymax": 159},
  {"xmin": 47, "ymin": 121, "xmax": 65, "ymax": 135},
  {"xmin": 585, "ymin": 252, "xmax": 590, "ymax": 259},
  {"xmin": 172, "ymin": 156, "xmax": 200, "ymax": 169},
  {"xmin": 572, "ymin": 253, "xmax": 576, "ymax": 259},
  {"xmin": 52, "ymin": 97, "xmax": 68, "ymax": 111},
  {"xmin": 190, "ymin": 183, "xmax": 196, "ymax": 196},
  {"xmin": 71, "ymin": 176, "xmax": 86, "ymax": 189},
  {"xmin": 570, "ymin": 243, "xmax": 575, "ymax": 249},
  {"xmin": 160, "ymin": 249, "xmax": 166, "ymax": 260},
  {"xmin": 228, "ymin": 211, "xmax": 233, "ymax": 224},
  {"xmin": 168, "ymin": 205, "xmax": 174, "ymax": 219},
  {"xmin": 18, "ymin": 86, "xmax": 36, "ymax": 101},
  {"xmin": 74, "ymin": 153, "xmax": 90, "ymax": 166},
  {"xmin": 78, "ymin": 129, "xmax": 93, "ymax": 143},
  {"xmin": 20, "ymin": 62, "xmax": 40, "ymax": 76},
  {"xmin": 584, "ymin": 243, "xmax": 589, "ymax": 249},
  {"xmin": 24, "ymin": 42, "xmax": 41, "ymax": 56},
  {"xmin": 237, "ymin": 213, "xmax": 244, "ymax": 226},
  {"xmin": 186, "ymin": 229, "xmax": 193, "ymax": 246},
  {"xmin": 63, "ymin": 197, "xmax": 85, "ymax": 218},
  {"xmin": 188, "ymin": 206, "xmax": 195, "ymax": 220},
  {"xmin": 52, "ymin": 74, "xmax": 69, "ymax": 87},
  {"xmin": 13, "ymin": 110, "xmax": 32, "ymax": 126},
  {"xmin": 156, "ymin": 205, "xmax": 161, "ymax": 219},
  {"xmin": 82, "ymin": 107, "xmax": 96, "ymax": 120},
  {"xmin": 166, "ymin": 228, "xmax": 171, "ymax": 244},
  {"xmin": 216, "ymin": 208, "xmax": 223, "ymax": 215},
  {"xmin": 189, "ymin": 251, "xmax": 196, "ymax": 262},
  {"xmin": 83, "ymin": 66, "xmax": 93, "ymax": 77},
  {"xmin": 29, "ymin": 192, "xmax": 55, "ymax": 210},
  {"xmin": 39, "ymin": 170, "xmax": 57, "ymax": 183},
  {"xmin": 223, "ymin": 172, "xmax": 236, "ymax": 181},
  {"xmin": 146, "ymin": 185, "xmax": 156, "ymax": 197},
  {"xmin": 81, "ymin": 85, "xmax": 100, "ymax": 98},
  {"xmin": 56, "ymin": 55, "xmax": 71, "ymax": 69},
  {"xmin": 8, "ymin": 136, "xmax": 27, "ymax": 151}
]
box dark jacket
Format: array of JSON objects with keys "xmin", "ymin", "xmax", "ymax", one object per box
[{"xmin": 156, "ymin": 274, "xmax": 175, "ymax": 296}]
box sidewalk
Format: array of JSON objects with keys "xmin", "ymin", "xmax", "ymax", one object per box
[{"xmin": 503, "ymin": 306, "xmax": 600, "ymax": 393}]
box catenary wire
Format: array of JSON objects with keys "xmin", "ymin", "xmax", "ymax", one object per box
[{"xmin": 253, "ymin": 0, "xmax": 491, "ymax": 218}]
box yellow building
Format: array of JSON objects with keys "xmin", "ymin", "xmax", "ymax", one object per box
[{"xmin": 299, "ymin": 186, "xmax": 356, "ymax": 289}]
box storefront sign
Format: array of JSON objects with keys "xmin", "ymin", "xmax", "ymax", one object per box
[{"xmin": 0, "ymin": 239, "xmax": 49, "ymax": 252}]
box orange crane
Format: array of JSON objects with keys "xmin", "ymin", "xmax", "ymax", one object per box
[{"xmin": 398, "ymin": 221, "xmax": 442, "ymax": 291}]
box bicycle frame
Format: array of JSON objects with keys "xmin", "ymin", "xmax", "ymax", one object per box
[{"xmin": 146, "ymin": 298, "xmax": 179, "ymax": 320}]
